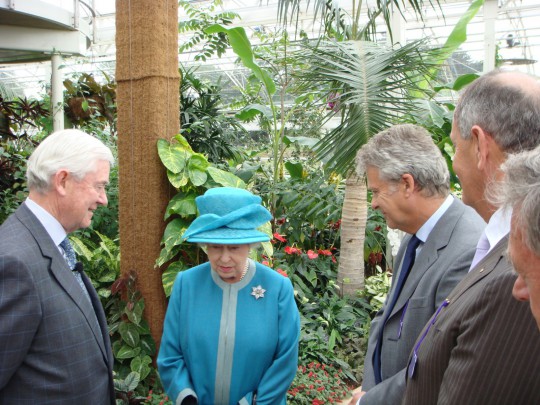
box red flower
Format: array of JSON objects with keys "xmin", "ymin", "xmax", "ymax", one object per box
[
  {"xmin": 317, "ymin": 249, "xmax": 332, "ymax": 256},
  {"xmin": 285, "ymin": 246, "xmax": 302, "ymax": 255},
  {"xmin": 307, "ymin": 250, "xmax": 319, "ymax": 259},
  {"xmin": 317, "ymin": 386, "xmax": 325, "ymax": 391},
  {"xmin": 273, "ymin": 232, "xmax": 287, "ymax": 243},
  {"xmin": 277, "ymin": 268, "xmax": 288, "ymax": 277}
]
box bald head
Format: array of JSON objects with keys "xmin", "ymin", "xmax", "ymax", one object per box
[{"xmin": 454, "ymin": 70, "xmax": 540, "ymax": 154}]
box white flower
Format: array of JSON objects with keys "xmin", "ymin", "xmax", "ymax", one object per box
[
  {"xmin": 387, "ymin": 227, "xmax": 403, "ymax": 257},
  {"xmin": 251, "ymin": 285, "xmax": 266, "ymax": 299}
]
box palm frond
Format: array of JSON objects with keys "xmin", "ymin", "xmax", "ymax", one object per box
[
  {"xmin": 277, "ymin": 0, "xmax": 442, "ymax": 40},
  {"xmin": 295, "ymin": 39, "xmax": 440, "ymax": 174}
]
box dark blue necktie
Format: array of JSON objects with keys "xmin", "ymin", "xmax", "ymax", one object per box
[{"xmin": 373, "ymin": 234, "xmax": 421, "ymax": 384}]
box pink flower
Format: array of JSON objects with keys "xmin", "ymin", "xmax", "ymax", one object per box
[
  {"xmin": 273, "ymin": 232, "xmax": 287, "ymax": 243},
  {"xmin": 277, "ymin": 268, "xmax": 288, "ymax": 277},
  {"xmin": 307, "ymin": 250, "xmax": 319, "ymax": 259}
]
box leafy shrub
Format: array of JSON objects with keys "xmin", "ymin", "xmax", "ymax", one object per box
[
  {"xmin": 269, "ymin": 234, "xmax": 372, "ymax": 383},
  {"xmin": 143, "ymin": 390, "xmax": 172, "ymax": 405}
]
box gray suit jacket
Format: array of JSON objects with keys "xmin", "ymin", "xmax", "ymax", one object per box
[
  {"xmin": 361, "ymin": 197, "xmax": 485, "ymax": 404},
  {"xmin": 0, "ymin": 204, "xmax": 115, "ymax": 404},
  {"xmin": 402, "ymin": 236, "xmax": 540, "ymax": 405}
]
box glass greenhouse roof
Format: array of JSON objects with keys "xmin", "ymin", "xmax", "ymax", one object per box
[{"xmin": 0, "ymin": 0, "xmax": 539, "ymax": 98}]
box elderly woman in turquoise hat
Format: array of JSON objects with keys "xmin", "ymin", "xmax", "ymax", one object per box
[{"xmin": 157, "ymin": 187, "xmax": 300, "ymax": 405}]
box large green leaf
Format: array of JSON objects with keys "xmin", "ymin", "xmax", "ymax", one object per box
[
  {"xmin": 157, "ymin": 139, "xmax": 190, "ymax": 174},
  {"xmin": 187, "ymin": 154, "xmax": 209, "ymax": 186},
  {"xmin": 125, "ymin": 299, "xmax": 144, "ymax": 325},
  {"xmin": 285, "ymin": 161, "xmax": 304, "ymax": 179},
  {"xmin": 207, "ymin": 166, "xmax": 246, "ymax": 188},
  {"xmin": 130, "ymin": 355, "xmax": 152, "ymax": 381},
  {"xmin": 167, "ymin": 169, "xmax": 190, "ymax": 189},
  {"xmin": 410, "ymin": 99, "xmax": 447, "ymax": 128},
  {"xmin": 115, "ymin": 345, "xmax": 141, "ymax": 360},
  {"xmin": 165, "ymin": 192, "xmax": 198, "ymax": 219},
  {"xmin": 139, "ymin": 335, "xmax": 157, "ymax": 356},
  {"xmin": 162, "ymin": 218, "xmax": 188, "ymax": 252},
  {"xmin": 119, "ymin": 322, "xmax": 140, "ymax": 348},
  {"xmin": 162, "ymin": 261, "xmax": 188, "ymax": 297},
  {"xmin": 205, "ymin": 24, "xmax": 276, "ymax": 95},
  {"xmin": 235, "ymin": 104, "xmax": 274, "ymax": 121}
]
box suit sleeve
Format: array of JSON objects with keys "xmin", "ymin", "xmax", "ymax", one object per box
[
  {"xmin": 437, "ymin": 272, "xmax": 540, "ymax": 404},
  {"xmin": 254, "ymin": 278, "xmax": 300, "ymax": 405},
  {"xmin": 157, "ymin": 273, "xmax": 197, "ymax": 404},
  {"xmin": 0, "ymin": 255, "xmax": 42, "ymax": 390}
]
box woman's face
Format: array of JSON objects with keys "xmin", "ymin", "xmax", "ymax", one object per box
[{"xmin": 206, "ymin": 244, "xmax": 250, "ymax": 283}]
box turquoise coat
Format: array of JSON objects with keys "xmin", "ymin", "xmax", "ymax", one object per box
[{"xmin": 158, "ymin": 260, "xmax": 300, "ymax": 405}]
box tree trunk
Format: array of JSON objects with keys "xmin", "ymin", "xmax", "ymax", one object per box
[
  {"xmin": 116, "ymin": 0, "xmax": 180, "ymax": 346},
  {"xmin": 337, "ymin": 170, "xmax": 367, "ymax": 296}
]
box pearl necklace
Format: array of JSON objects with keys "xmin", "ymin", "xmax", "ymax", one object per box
[{"xmin": 239, "ymin": 260, "xmax": 250, "ymax": 281}]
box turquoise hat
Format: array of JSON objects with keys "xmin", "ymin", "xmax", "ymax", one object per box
[{"xmin": 182, "ymin": 187, "xmax": 272, "ymax": 244}]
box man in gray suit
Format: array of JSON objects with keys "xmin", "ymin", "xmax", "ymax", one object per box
[
  {"xmin": 499, "ymin": 146, "xmax": 540, "ymax": 331},
  {"xmin": 348, "ymin": 124, "xmax": 485, "ymax": 404},
  {"xmin": 0, "ymin": 129, "xmax": 115, "ymax": 404},
  {"xmin": 403, "ymin": 70, "xmax": 540, "ymax": 404}
]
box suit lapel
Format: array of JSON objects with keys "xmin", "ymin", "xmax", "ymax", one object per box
[
  {"xmin": 388, "ymin": 198, "xmax": 463, "ymax": 317},
  {"xmin": 15, "ymin": 204, "xmax": 110, "ymax": 362},
  {"xmin": 447, "ymin": 236, "xmax": 509, "ymax": 303}
]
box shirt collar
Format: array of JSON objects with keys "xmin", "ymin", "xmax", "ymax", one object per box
[
  {"xmin": 484, "ymin": 206, "xmax": 512, "ymax": 252},
  {"xmin": 415, "ymin": 195, "xmax": 454, "ymax": 243},
  {"xmin": 25, "ymin": 198, "xmax": 67, "ymax": 247}
]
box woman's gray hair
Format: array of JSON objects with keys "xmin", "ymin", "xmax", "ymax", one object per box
[
  {"xmin": 496, "ymin": 146, "xmax": 540, "ymax": 256},
  {"xmin": 356, "ymin": 124, "xmax": 450, "ymax": 197},
  {"xmin": 27, "ymin": 129, "xmax": 115, "ymax": 193},
  {"xmin": 454, "ymin": 69, "xmax": 540, "ymax": 154}
]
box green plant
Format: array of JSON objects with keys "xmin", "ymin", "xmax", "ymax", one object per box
[
  {"xmin": 63, "ymin": 72, "xmax": 117, "ymax": 133},
  {"xmin": 364, "ymin": 207, "xmax": 387, "ymax": 277},
  {"xmin": 0, "ymin": 143, "xmax": 29, "ymax": 224},
  {"xmin": 70, "ymin": 231, "xmax": 119, "ymax": 299},
  {"xmin": 108, "ymin": 271, "xmax": 159, "ymax": 403},
  {"xmin": 288, "ymin": 362, "xmax": 350, "ymax": 404},
  {"xmin": 268, "ymin": 236, "xmax": 371, "ymax": 381},
  {"xmin": 0, "ymin": 96, "xmax": 49, "ymax": 146},
  {"xmin": 359, "ymin": 266, "xmax": 391, "ymax": 316},
  {"xmin": 179, "ymin": 66, "xmax": 246, "ymax": 164},
  {"xmin": 178, "ymin": 0, "xmax": 239, "ymax": 62}
]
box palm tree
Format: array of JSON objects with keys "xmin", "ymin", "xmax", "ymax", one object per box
[{"xmin": 295, "ymin": 39, "xmax": 438, "ymax": 294}]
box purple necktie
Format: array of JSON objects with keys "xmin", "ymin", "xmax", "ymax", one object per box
[{"xmin": 470, "ymin": 232, "xmax": 490, "ymax": 270}]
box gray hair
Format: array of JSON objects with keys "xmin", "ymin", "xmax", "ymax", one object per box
[
  {"xmin": 356, "ymin": 124, "xmax": 450, "ymax": 197},
  {"xmin": 454, "ymin": 69, "xmax": 540, "ymax": 153},
  {"xmin": 497, "ymin": 146, "xmax": 540, "ymax": 256},
  {"xmin": 27, "ymin": 129, "xmax": 115, "ymax": 193}
]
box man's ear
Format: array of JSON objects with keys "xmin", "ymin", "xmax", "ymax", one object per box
[
  {"xmin": 401, "ymin": 173, "xmax": 416, "ymax": 196},
  {"xmin": 470, "ymin": 125, "xmax": 491, "ymax": 171},
  {"xmin": 53, "ymin": 170, "xmax": 70, "ymax": 196}
]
